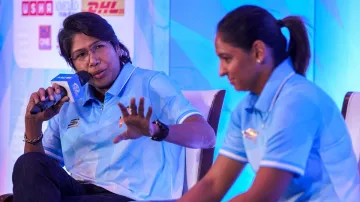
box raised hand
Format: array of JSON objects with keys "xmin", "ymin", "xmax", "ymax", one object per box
[{"xmin": 113, "ymin": 97, "xmax": 153, "ymax": 143}]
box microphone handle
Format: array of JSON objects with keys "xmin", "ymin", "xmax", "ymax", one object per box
[{"xmin": 29, "ymin": 88, "xmax": 67, "ymax": 114}]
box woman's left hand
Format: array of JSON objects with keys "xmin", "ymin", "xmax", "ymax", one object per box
[{"xmin": 113, "ymin": 97, "xmax": 153, "ymax": 143}]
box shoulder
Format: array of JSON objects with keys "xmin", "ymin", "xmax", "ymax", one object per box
[
  {"xmin": 132, "ymin": 67, "xmax": 163, "ymax": 80},
  {"xmin": 129, "ymin": 67, "xmax": 173, "ymax": 88},
  {"xmin": 275, "ymin": 74, "xmax": 338, "ymax": 119}
]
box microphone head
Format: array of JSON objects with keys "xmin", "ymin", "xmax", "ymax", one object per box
[
  {"xmin": 76, "ymin": 71, "xmax": 91, "ymax": 86},
  {"xmin": 51, "ymin": 72, "xmax": 89, "ymax": 103}
]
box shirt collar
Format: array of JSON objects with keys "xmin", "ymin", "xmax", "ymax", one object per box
[
  {"xmin": 82, "ymin": 62, "xmax": 136, "ymax": 106},
  {"xmin": 245, "ymin": 58, "xmax": 295, "ymax": 112}
]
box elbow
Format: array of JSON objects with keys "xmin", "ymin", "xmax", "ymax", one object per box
[
  {"xmin": 184, "ymin": 118, "xmax": 216, "ymax": 149},
  {"xmin": 207, "ymin": 128, "xmax": 216, "ymax": 148},
  {"xmin": 188, "ymin": 127, "xmax": 216, "ymax": 149},
  {"xmin": 200, "ymin": 125, "xmax": 216, "ymax": 149}
]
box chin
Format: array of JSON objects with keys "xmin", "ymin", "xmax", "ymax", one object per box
[
  {"xmin": 97, "ymin": 79, "xmax": 116, "ymax": 89},
  {"xmin": 233, "ymin": 84, "xmax": 247, "ymax": 91},
  {"xmin": 94, "ymin": 83, "xmax": 112, "ymax": 90},
  {"xmin": 234, "ymin": 86, "xmax": 243, "ymax": 91},
  {"xmin": 89, "ymin": 80, "xmax": 107, "ymax": 89}
]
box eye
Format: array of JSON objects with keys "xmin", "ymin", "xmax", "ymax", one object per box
[
  {"xmin": 95, "ymin": 44, "xmax": 105, "ymax": 49},
  {"xmin": 217, "ymin": 53, "xmax": 232, "ymax": 64},
  {"xmin": 71, "ymin": 51, "xmax": 86, "ymax": 60},
  {"xmin": 221, "ymin": 56, "xmax": 232, "ymax": 63},
  {"xmin": 76, "ymin": 52, "xmax": 87, "ymax": 59}
]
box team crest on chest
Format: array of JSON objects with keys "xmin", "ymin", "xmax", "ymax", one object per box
[
  {"xmin": 67, "ymin": 118, "xmax": 80, "ymax": 129},
  {"xmin": 242, "ymin": 128, "xmax": 259, "ymax": 142}
]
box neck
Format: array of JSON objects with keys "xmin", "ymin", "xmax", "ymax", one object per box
[
  {"xmin": 251, "ymin": 64, "xmax": 274, "ymax": 96},
  {"xmin": 94, "ymin": 88, "xmax": 107, "ymax": 103},
  {"xmin": 93, "ymin": 82, "xmax": 113, "ymax": 102}
]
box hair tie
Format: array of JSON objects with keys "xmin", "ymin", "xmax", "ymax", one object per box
[{"xmin": 277, "ymin": 19, "xmax": 285, "ymax": 28}]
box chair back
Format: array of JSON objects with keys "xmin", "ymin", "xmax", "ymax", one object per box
[
  {"xmin": 181, "ymin": 90, "xmax": 225, "ymax": 192},
  {"xmin": 341, "ymin": 92, "xmax": 360, "ymax": 170}
]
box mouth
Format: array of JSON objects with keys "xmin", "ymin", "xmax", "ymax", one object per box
[{"xmin": 92, "ymin": 69, "xmax": 106, "ymax": 79}]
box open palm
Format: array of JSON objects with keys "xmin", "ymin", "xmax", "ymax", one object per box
[{"xmin": 113, "ymin": 97, "xmax": 153, "ymax": 143}]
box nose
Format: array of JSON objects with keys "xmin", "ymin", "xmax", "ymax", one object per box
[
  {"xmin": 88, "ymin": 52, "xmax": 100, "ymax": 67},
  {"xmin": 219, "ymin": 63, "xmax": 227, "ymax": 77}
]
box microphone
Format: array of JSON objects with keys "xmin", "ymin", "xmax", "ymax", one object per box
[{"xmin": 30, "ymin": 71, "xmax": 91, "ymax": 114}]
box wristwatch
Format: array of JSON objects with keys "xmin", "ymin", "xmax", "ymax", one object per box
[{"xmin": 151, "ymin": 120, "xmax": 169, "ymax": 141}]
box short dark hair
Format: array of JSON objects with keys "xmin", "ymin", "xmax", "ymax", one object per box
[
  {"xmin": 58, "ymin": 12, "xmax": 132, "ymax": 69},
  {"xmin": 217, "ymin": 5, "xmax": 310, "ymax": 76}
]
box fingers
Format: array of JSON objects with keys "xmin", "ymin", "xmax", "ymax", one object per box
[
  {"xmin": 27, "ymin": 92, "xmax": 40, "ymax": 113},
  {"xmin": 38, "ymin": 86, "xmax": 58, "ymax": 101},
  {"xmin": 113, "ymin": 135, "xmax": 123, "ymax": 143},
  {"xmin": 145, "ymin": 106, "xmax": 152, "ymax": 120},
  {"xmin": 118, "ymin": 102, "xmax": 130, "ymax": 117},
  {"xmin": 130, "ymin": 97, "xmax": 138, "ymax": 116},
  {"xmin": 38, "ymin": 88, "xmax": 46, "ymax": 101},
  {"xmin": 48, "ymin": 85, "xmax": 64, "ymax": 101},
  {"xmin": 26, "ymin": 86, "xmax": 65, "ymax": 118},
  {"xmin": 42, "ymin": 96, "xmax": 68, "ymax": 119},
  {"xmin": 29, "ymin": 92, "xmax": 40, "ymax": 105},
  {"xmin": 47, "ymin": 87, "xmax": 55, "ymax": 101},
  {"xmin": 138, "ymin": 97, "xmax": 145, "ymax": 117},
  {"xmin": 27, "ymin": 87, "xmax": 47, "ymax": 111},
  {"xmin": 53, "ymin": 96, "xmax": 70, "ymax": 113},
  {"xmin": 51, "ymin": 84, "xmax": 65, "ymax": 103},
  {"xmin": 118, "ymin": 97, "xmax": 151, "ymax": 119},
  {"xmin": 52, "ymin": 83, "xmax": 61, "ymax": 94},
  {"xmin": 113, "ymin": 131, "xmax": 129, "ymax": 144}
]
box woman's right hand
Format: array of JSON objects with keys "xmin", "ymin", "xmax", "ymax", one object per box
[{"xmin": 25, "ymin": 83, "xmax": 69, "ymax": 128}]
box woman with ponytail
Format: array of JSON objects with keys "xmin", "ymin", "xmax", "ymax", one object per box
[{"xmin": 180, "ymin": 5, "xmax": 360, "ymax": 202}]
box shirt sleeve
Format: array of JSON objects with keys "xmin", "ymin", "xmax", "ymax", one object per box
[
  {"xmin": 42, "ymin": 115, "xmax": 64, "ymax": 166},
  {"xmin": 219, "ymin": 104, "xmax": 248, "ymax": 163},
  {"xmin": 148, "ymin": 72, "xmax": 201, "ymax": 124},
  {"xmin": 260, "ymin": 95, "xmax": 320, "ymax": 176}
]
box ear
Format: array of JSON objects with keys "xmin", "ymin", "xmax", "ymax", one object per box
[
  {"xmin": 251, "ymin": 40, "xmax": 267, "ymax": 64},
  {"xmin": 115, "ymin": 45, "xmax": 122, "ymax": 57}
]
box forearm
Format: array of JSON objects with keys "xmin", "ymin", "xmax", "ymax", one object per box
[
  {"xmin": 24, "ymin": 120, "xmax": 45, "ymax": 154},
  {"xmin": 229, "ymin": 193, "xmax": 255, "ymax": 202},
  {"xmin": 229, "ymin": 191, "xmax": 277, "ymax": 202},
  {"xmin": 24, "ymin": 142, "xmax": 45, "ymax": 154},
  {"xmin": 165, "ymin": 121, "xmax": 215, "ymax": 148},
  {"xmin": 180, "ymin": 156, "xmax": 246, "ymax": 202},
  {"xmin": 230, "ymin": 167, "xmax": 294, "ymax": 202},
  {"xmin": 179, "ymin": 177, "xmax": 222, "ymax": 202}
]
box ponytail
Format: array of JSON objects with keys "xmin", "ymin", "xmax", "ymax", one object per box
[{"xmin": 282, "ymin": 16, "xmax": 311, "ymax": 76}]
